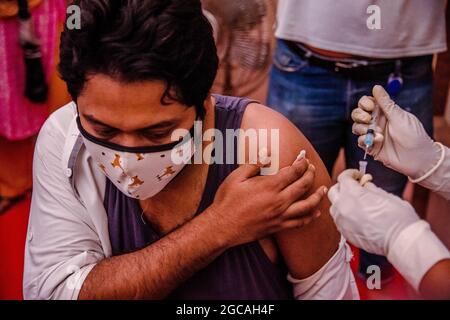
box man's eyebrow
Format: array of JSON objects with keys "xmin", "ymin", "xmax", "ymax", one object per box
[
  {"xmin": 83, "ymin": 114, "xmax": 119, "ymax": 130},
  {"xmin": 137, "ymin": 120, "xmax": 180, "ymax": 132},
  {"xmin": 82, "ymin": 113, "xmax": 180, "ymax": 132}
]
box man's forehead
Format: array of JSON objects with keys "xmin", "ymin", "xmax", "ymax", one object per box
[
  {"xmin": 82, "ymin": 75, "xmax": 168, "ymax": 106},
  {"xmin": 81, "ymin": 112, "xmax": 183, "ymax": 132}
]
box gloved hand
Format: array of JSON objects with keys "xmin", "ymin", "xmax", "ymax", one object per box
[
  {"xmin": 328, "ymin": 169, "xmax": 419, "ymax": 256},
  {"xmin": 351, "ymin": 85, "xmax": 444, "ymax": 182},
  {"xmin": 329, "ymin": 169, "xmax": 450, "ymax": 291}
]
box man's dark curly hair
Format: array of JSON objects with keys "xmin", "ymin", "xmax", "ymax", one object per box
[{"xmin": 59, "ymin": 0, "xmax": 219, "ymax": 118}]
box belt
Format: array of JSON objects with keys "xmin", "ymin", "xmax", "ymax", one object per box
[{"xmin": 284, "ymin": 40, "xmax": 408, "ymax": 79}]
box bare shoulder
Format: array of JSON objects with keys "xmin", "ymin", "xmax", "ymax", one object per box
[
  {"xmin": 241, "ymin": 102, "xmax": 330, "ymax": 177},
  {"xmin": 242, "ymin": 103, "xmax": 340, "ymax": 279},
  {"xmin": 241, "ymin": 102, "xmax": 297, "ymax": 137}
]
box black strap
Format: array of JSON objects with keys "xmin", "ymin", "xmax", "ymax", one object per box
[
  {"xmin": 16, "ymin": 0, "xmax": 48, "ymax": 103},
  {"xmin": 17, "ymin": 0, "xmax": 31, "ymax": 20}
]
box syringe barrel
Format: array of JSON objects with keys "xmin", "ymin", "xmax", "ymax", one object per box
[
  {"xmin": 365, "ymin": 129, "xmax": 375, "ymax": 148},
  {"xmin": 364, "ymin": 105, "xmax": 379, "ymax": 148}
]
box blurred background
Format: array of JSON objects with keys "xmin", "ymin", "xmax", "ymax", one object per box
[{"xmin": 1, "ymin": 0, "xmax": 449, "ymax": 300}]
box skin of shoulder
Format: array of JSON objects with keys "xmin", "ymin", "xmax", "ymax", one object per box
[{"xmin": 240, "ymin": 102, "xmax": 341, "ymax": 279}]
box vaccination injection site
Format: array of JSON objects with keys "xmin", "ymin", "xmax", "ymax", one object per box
[{"xmin": 1, "ymin": 0, "xmax": 450, "ymax": 309}]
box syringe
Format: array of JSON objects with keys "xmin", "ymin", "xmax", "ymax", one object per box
[
  {"xmin": 363, "ymin": 104, "xmax": 380, "ymax": 160},
  {"xmin": 359, "ymin": 104, "xmax": 380, "ymax": 175}
]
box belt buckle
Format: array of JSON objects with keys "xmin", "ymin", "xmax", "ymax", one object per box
[{"xmin": 334, "ymin": 61, "xmax": 368, "ymax": 73}]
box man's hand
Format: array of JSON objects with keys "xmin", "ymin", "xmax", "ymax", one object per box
[{"xmin": 209, "ymin": 154, "xmax": 327, "ymax": 247}]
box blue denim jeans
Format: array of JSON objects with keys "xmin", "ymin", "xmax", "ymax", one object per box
[{"xmin": 267, "ymin": 39, "xmax": 434, "ymax": 279}]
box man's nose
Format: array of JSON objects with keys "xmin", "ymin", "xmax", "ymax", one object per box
[{"xmin": 116, "ymin": 134, "xmax": 149, "ymax": 148}]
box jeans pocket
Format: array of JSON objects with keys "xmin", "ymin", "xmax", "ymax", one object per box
[{"xmin": 272, "ymin": 40, "xmax": 309, "ymax": 73}]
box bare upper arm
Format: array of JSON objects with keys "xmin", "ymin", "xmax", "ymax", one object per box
[{"xmin": 241, "ymin": 103, "xmax": 341, "ymax": 279}]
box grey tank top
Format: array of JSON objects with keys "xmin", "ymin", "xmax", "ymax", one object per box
[{"xmin": 103, "ymin": 94, "xmax": 293, "ymax": 300}]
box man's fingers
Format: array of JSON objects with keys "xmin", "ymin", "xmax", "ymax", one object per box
[
  {"xmin": 237, "ymin": 163, "xmax": 263, "ymax": 180},
  {"xmin": 277, "ymin": 219, "xmax": 306, "ymax": 230},
  {"xmin": 351, "ymin": 108, "xmax": 372, "ymax": 124},
  {"xmin": 236, "ymin": 148, "xmax": 272, "ymax": 180},
  {"xmin": 280, "ymin": 163, "xmax": 316, "ymax": 199},
  {"xmin": 283, "ymin": 186, "xmax": 327, "ymax": 219},
  {"xmin": 282, "ymin": 214, "xmax": 318, "ymax": 229},
  {"xmin": 273, "ymin": 158, "xmax": 310, "ymax": 190}
]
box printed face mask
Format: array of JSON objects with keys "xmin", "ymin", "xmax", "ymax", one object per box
[{"xmin": 77, "ymin": 117, "xmax": 198, "ymax": 200}]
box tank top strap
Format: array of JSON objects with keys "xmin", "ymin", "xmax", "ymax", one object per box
[{"xmin": 195, "ymin": 94, "xmax": 258, "ymax": 214}]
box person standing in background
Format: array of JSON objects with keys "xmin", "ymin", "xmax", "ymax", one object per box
[
  {"xmin": 267, "ymin": 0, "xmax": 447, "ymax": 284},
  {"xmin": 0, "ymin": 0, "xmax": 69, "ymax": 213}
]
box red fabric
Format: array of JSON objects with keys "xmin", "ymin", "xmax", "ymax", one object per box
[
  {"xmin": 349, "ymin": 244, "xmax": 417, "ymax": 300},
  {"xmin": 0, "ymin": 196, "xmax": 30, "ymax": 300},
  {"xmin": 0, "ymin": 197, "xmax": 416, "ymax": 300}
]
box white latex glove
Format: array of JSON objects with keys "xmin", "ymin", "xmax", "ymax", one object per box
[
  {"xmin": 287, "ymin": 236, "xmax": 360, "ymax": 300},
  {"xmin": 329, "ymin": 169, "xmax": 450, "ymax": 291},
  {"xmin": 328, "ymin": 169, "xmax": 419, "ymax": 256},
  {"xmin": 352, "ymin": 85, "xmax": 444, "ymax": 182}
]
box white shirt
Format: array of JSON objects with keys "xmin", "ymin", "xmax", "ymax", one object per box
[{"xmin": 23, "ymin": 103, "xmax": 111, "ymax": 300}]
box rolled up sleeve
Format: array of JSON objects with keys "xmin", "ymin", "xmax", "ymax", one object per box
[{"xmin": 23, "ymin": 118, "xmax": 104, "ymax": 300}]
